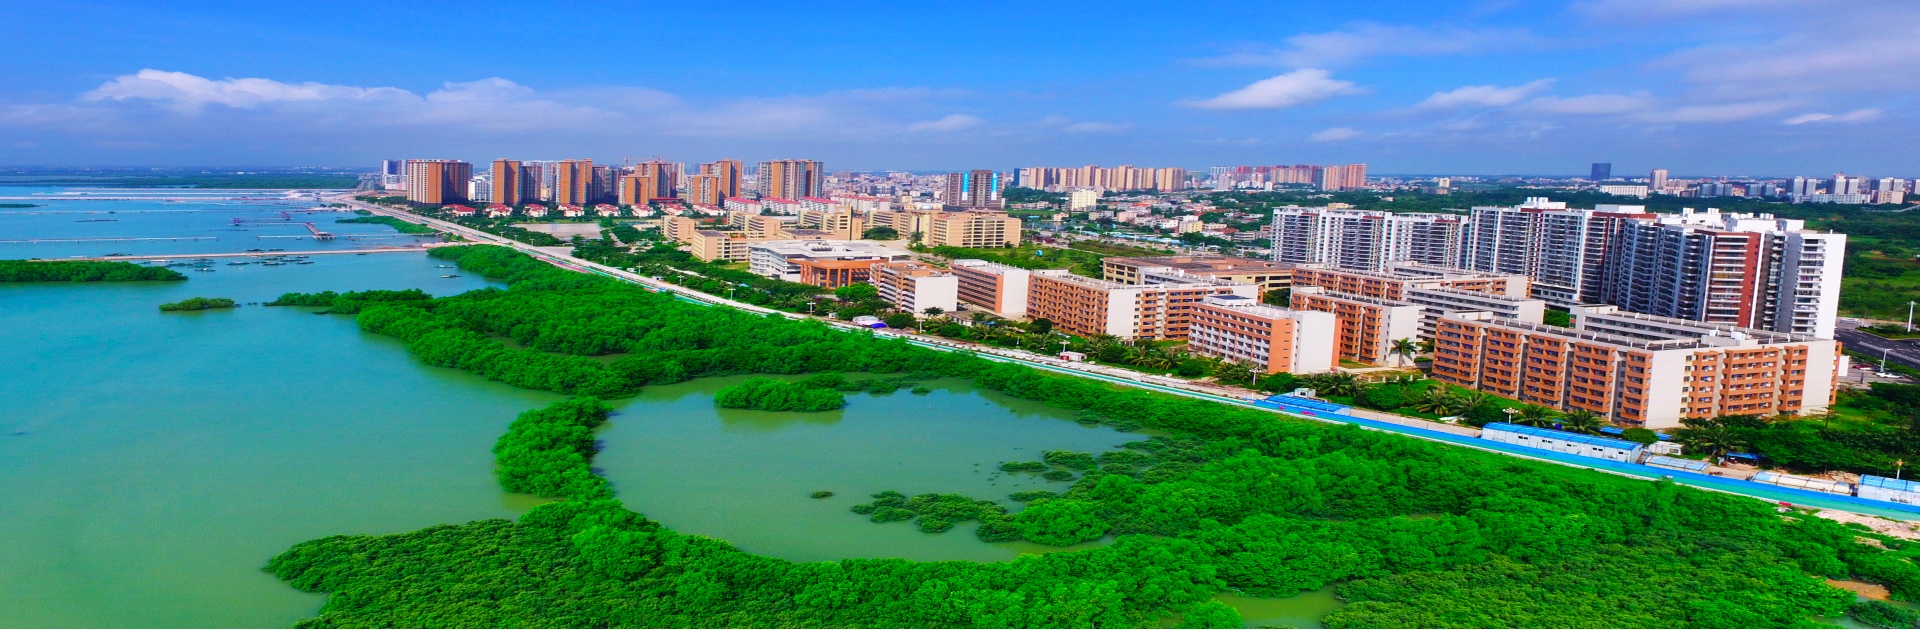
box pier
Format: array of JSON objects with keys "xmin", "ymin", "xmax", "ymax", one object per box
[
  {"xmin": 79, "ymin": 247, "xmax": 431, "ymax": 261},
  {"xmin": 0, "ymin": 236, "xmax": 219, "ymax": 244}
]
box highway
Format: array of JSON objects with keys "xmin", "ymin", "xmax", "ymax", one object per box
[
  {"xmin": 1835, "ymin": 321, "xmax": 1920, "ymax": 373},
  {"xmin": 330, "ymin": 195, "xmax": 1920, "ymax": 520}
]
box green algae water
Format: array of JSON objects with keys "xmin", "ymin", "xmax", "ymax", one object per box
[
  {"xmin": 596, "ymin": 376, "xmax": 1138, "ymax": 563},
  {"xmin": 0, "ymin": 190, "xmax": 1158, "ymax": 626}
]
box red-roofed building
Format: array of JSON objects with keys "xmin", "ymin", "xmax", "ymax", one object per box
[
  {"xmin": 445, "ymin": 204, "xmax": 477, "ymax": 217},
  {"xmin": 486, "ymin": 204, "xmax": 513, "ymax": 218},
  {"xmin": 765, "ymin": 198, "xmax": 801, "ymax": 215},
  {"xmin": 594, "ymin": 204, "xmax": 620, "ymax": 217}
]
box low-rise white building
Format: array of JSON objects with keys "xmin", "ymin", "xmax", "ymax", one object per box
[
  {"xmin": 746, "ymin": 240, "xmax": 912, "ymax": 283},
  {"xmin": 1481, "ymin": 423, "xmax": 1646, "ymax": 463}
]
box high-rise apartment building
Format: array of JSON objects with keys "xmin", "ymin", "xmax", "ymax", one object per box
[
  {"xmin": 686, "ymin": 159, "xmax": 742, "ymax": 205},
  {"xmin": 704, "ymin": 159, "xmax": 742, "ymax": 197},
  {"xmin": 1269, "ymin": 207, "xmax": 1461, "ymax": 270},
  {"xmin": 757, "ymin": 159, "xmax": 824, "ymax": 200},
  {"xmin": 943, "ymin": 170, "xmax": 1004, "ymax": 209},
  {"xmin": 1459, "ymin": 198, "xmax": 1656, "ymax": 306},
  {"xmin": 1604, "ymin": 208, "xmax": 1846, "ymax": 338},
  {"xmin": 403, "ymin": 159, "xmax": 471, "ymax": 207},
  {"xmin": 620, "ymin": 174, "xmax": 658, "ymax": 207},
  {"xmin": 490, "ymin": 160, "xmax": 524, "ymax": 206},
  {"xmin": 551, "ymin": 159, "xmax": 593, "ymax": 206},
  {"xmin": 687, "ymin": 175, "xmax": 723, "ymax": 206},
  {"xmin": 633, "ymin": 160, "xmax": 678, "ymax": 200},
  {"xmin": 1831, "ymin": 173, "xmax": 1864, "ymax": 196},
  {"xmin": 1590, "ymin": 162, "xmax": 1612, "ymax": 181},
  {"xmin": 1317, "ymin": 164, "xmax": 1368, "ymax": 191},
  {"xmin": 1016, "ymin": 165, "xmax": 1191, "ymax": 191},
  {"xmin": 1650, "ymin": 169, "xmax": 1669, "ymax": 192}
]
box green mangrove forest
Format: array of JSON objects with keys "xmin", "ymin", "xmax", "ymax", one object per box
[
  {"xmin": 158, "ymin": 297, "xmax": 235, "ymax": 311},
  {"xmin": 0, "ymin": 260, "xmax": 185, "ymax": 282},
  {"xmin": 261, "ymin": 245, "xmax": 1920, "ymax": 628}
]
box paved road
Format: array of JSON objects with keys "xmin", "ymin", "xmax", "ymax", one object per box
[
  {"xmin": 330, "ymin": 196, "xmax": 1920, "ymax": 519},
  {"xmin": 1835, "ymin": 323, "xmax": 1920, "ymax": 373}
]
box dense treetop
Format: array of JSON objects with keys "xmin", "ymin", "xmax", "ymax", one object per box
[{"xmin": 263, "ymin": 245, "xmax": 1918, "ymax": 628}]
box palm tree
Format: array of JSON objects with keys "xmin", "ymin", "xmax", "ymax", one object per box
[
  {"xmin": 1389, "ymin": 338, "xmax": 1419, "ymax": 367},
  {"xmin": 1413, "ymin": 386, "xmax": 1460, "ymax": 415},
  {"xmin": 1214, "ymin": 360, "xmax": 1256, "ymax": 384},
  {"xmin": 922, "ymin": 307, "xmax": 944, "ymax": 317},
  {"xmin": 1679, "ymin": 425, "xmax": 1742, "ymax": 460},
  {"xmin": 1312, "ymin": 372, "xmax": 1361, "ymax": 398},
  {"xmin": 1515, "ymin": 404, "xmax": 1558, "ymax": 428},
  {"xmin": 1560, "ymin": 409, "xmax": 1605, "ymax": 434},
  {"xmin": 1452, "ymin": 390, "xmax": 1490, "ymax": 411}
]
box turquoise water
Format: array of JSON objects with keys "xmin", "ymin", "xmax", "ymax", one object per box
[
  {"xmin": 0, "ymin": 185, "xmax": 435, "ymax": 260},
  {"xmin": 0, "ymin": 189, "xmax": 1153, "ymax": 626}
]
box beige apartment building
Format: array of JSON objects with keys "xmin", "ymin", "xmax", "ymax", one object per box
[
  {"xmin": 685, "ymin": 230, "xmax": 757, "ymax": 262},
  {"xmin": 798, "ymin": 209, "xmax": 868, "ymax": 240},
  {"xmin": 1187, "ymin": 295, "xmax": 1337, "ymax": 374},
  {"xmin": 1290, "ymin": 263, "xmax": 1529, "ymax": 301},
  {"xmin": 1102, "ymin": 255, "xmax": 1294, "ymax": 298},
  {"xmin": 1431, "ymin": 305, "xmax": 1841, "ymax": 429},
  {"xmin": 949, "ymin": 259, "xmax": 1032, "ymax": 318},
  {"xmin": 1026, "ymin": 269, "xmax": 1254, "ymax": 340},
  {"xmin": 876, "ymin": 210, "xmax": 1023, "ymax": 248},
  {"xmin": 871, "ymin": 262, "xmax": 959, "ymax": 314}
]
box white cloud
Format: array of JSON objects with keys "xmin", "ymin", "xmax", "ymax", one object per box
[
  {"xmin": 1198, "ymin": 23, "xmax": 1528, "ymax": 67},
  {"xmin": 1181, "ymin": 69, "xmax": 1363, "ymax": 110},
  {"xmin": 1631, "ymin": 100, "xmax": 1795, "ymax": 123},
  {"xmin": 1575, "ymin": 0, "xmax": 1822, "ymax": 19},
  {"xmin": 1519, "ymin": 93, "xmax": 1654, "ymax": 115},
  {"xmin": 1309, "ymin": 127, "xmax": 1362, "ymax": 142},
  {"xmin": 15, "ymin": 69, "xmax": 979, "ymax": 143},
  {"xmin": 1783, "ymin": 108, "xmax": 1884, "ymax": 124},
  {"xmin": 1062, "ymin": 121, "xmax": 1130, "ymax": 133},
  {"xmin": 84, "ymin": 69, "xmax": 415, "ymax": 109},
  {"xmin": 906, "ymin": 114, "xmax": 982, "ymax": 132},
  {"xmin": 1418, "ymin": 79, "xmax": 1555, "ymax": 109}
]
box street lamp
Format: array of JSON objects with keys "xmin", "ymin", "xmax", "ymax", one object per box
[
  {"xmin": 1503, "ymin": 408, "xmax": 1519, "ymax": 425},
  {"xmin": 1908, "ymin": 300, "xmax": 1916, "ymax": 333}
]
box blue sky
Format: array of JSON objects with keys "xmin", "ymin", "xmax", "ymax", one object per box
[{"xmin": 1, "ymin": 0, "xmax": 1914, "ymax": 176}]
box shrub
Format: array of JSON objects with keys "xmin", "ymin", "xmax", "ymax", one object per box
[
  {"xmin": 158, "ymin": 297, "xmax": 236, "ymax": 311},
  {"xmin": 713, "ymin": 378, "xmax": 845, "ymax": 412}
]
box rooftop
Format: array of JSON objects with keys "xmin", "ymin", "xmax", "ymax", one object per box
[
  {"xmin": 751, "ymin": 239, "xmax": 910, "ymax": 258},
  {"xmin": 1200, "ymin": 295, "xmax": 1301, "ymax": 320},
  {"xmin": 1107, "ymin": 254, "xmax": 1293, "ymax": 274},
  {"xmin": 1483, "ymin": 423, "xmax": 1645, "ymax": 451}
]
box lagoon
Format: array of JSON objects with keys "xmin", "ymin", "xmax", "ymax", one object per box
[{"xmin": 0, "ymin": 189, "xmax": 1177, "ymax": 626}]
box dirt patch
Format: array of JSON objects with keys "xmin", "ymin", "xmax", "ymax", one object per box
[
  {"xmin": 1815, "ymin": 509, "xmax": 1920, "ymax": 541},
  {"xmin": 1829, "ymin": 579, "xmax": 1892, "ymax": 600}
]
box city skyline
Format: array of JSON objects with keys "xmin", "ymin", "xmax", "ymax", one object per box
[{"xmin": 3, "ymin": 1, "xmax": 1917, "ymax": 174}]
